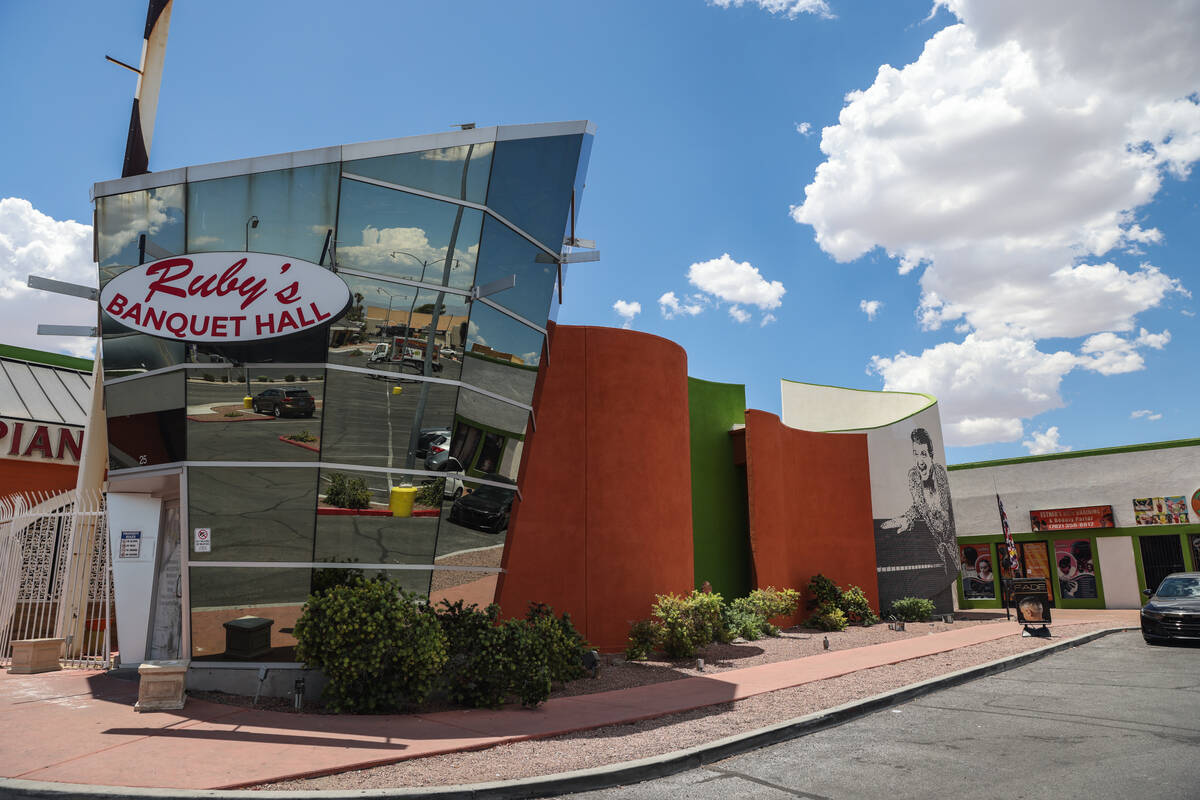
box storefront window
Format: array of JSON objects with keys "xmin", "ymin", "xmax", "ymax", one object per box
[
  {"xmin": 459, "ymin": 304, "xmax": 543, "ymax": 406},
  {"xmin": 473, "ymin": 214, "xmax": 559, "ymax": 325},
  {"xmin": 486, "ymin": 134, "xmax": 584, "ymax": 251},
  {"xmin": 1054, "ymin": 539, "xmax": 1099, "ymax": 599},
  {"xmin": 106, "ymin": 372, "xmax": 185, "ymax": 469},
  {"xmin": 189, "ymin": 566, "xmax": 312, "ymax": 662},
  {"xmin": 96, "ymin": 185, "xmax": 186, "ymax": 286},
  {"xmin": 187, "ymin": 467, "xmax": 317, "ymax": 563},
  {"xmin": 187, "ymin": 367, "xmax": 324, "ymax": 462},
  {"xmin": 959, "ymin": 543, "xmax": 996, "ymax": 599}
]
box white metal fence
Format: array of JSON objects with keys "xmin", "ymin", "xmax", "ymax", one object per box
[{"xmin": 0, "ymin": 489, "xmax": 112, "ymax": 669}]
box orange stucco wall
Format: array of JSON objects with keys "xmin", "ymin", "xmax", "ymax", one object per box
[
  {"xmin": 0, "ymin": 459, "xmax": 78, "ymax": 496},
  {"xmin": 497, "ymin": 324, "xmax": 695, "ymax": 651},
  {"xmin": 742, "ymin": 410, "xmax": 878, "ymax": 621}
]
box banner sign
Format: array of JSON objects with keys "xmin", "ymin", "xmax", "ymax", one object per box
[
  {"xmin": 1132, "ymin": 496, "xmax": 1190, "ymax": 526},
  {"xmin": 1011, "ymin": 578, "xmax": 1051, "ymax": 624},
  {"xmin": 1029, "ymin": 505, "xmax": 1114, "ymax": 531},
  {"xmin": 100, "ymin": 252, "xmax": 350, "ymax": 343}
]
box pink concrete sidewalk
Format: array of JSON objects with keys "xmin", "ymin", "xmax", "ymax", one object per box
[{"xmin": 0, "ymin": 610, "xmax": 1137, "ymax": 790}]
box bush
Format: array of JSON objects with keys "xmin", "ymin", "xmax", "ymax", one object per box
[
  {"xmin": 294, "ymin": 578, "xmax": 447, "ymax": 712},
  {"xmin": 326, "ymin": 473, "xmax": 371, "ymax": 509},
  {"xmin": 652, "ymin": 590, "xmax": 724, "ymax": 659},
  {"xmin": 257, "ymin": 375, "xmax": 270, "ymax": 382},
  {"xmin": 840, "ymin": 585, "xmax": 880, "ymax": 626},
  {"xmin": 888, "ymin": 597, "xmax": 935, "ymax": 622},
  {"xmin": 808, "ymin": 574, "xmax": 841, "ymax": 608},
  {"xmin": 809, "ymin": 604, "xmax": 848, "ymax": 631},
  {"xmin": 416, "ymin": 479, "xmax": 444, "ymax": 507},
  {"xmin": 300, "ymin": 374, "xmax": 309, "ymax": 381},
  {"xmin": 722, "ymin": 602, "xmax": 765, "ymax": 641},
  {"xmin": 525, "ymin": 603, "xmax": 588, "ymax": 684},
  {"xmin": 625, "ymin": 618, "xmax": 664, "ymax": 659},
  {"xmin": 203, "ymin": 373, "xmax": 215, "ymax": 382},
  {"xmin": 285, "ymin": 374, "xmax": 296, "ymax": 382},
  {"xmin": 220, "ymin": 375, "xmax": 229, "ymax": 382}
]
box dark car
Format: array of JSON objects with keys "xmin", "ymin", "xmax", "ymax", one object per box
[
  {"xmin": 252, "ymin": 387, "xmax": 315, "ymax": 418},
  {"xmin": 448, "ymin": 479, "xmax": 515, "ymax": 534},
  {"xmin": 1140, "ymin": 572, "xmax": 1200, "ymax": 644}
]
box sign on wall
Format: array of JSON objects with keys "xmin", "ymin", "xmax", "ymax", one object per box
[
  {"xmin": 959, "ymin": 544, "xmax": 995, "ymax": 599},
  {"xmin": 0, "ymin": 418, "xmax": 83, "ymax": 464},
  {"xmin": 1132, "ymin": 496, "xmax": 1190, "ymax": 526},
  {"xmin": 1030, "ymin": 505, "xmax": 1114, "ymax": 531},
  {"xmin": 100, "ymin": 252, "xmax": 350, "ymax": 343},
  {"xmin": 1011, "ymin": 578, "xmax": 1052, "ymax": 624},
  {"xmin": 193, "ymin": 527, "xmax": 211, "ymax": 553}
]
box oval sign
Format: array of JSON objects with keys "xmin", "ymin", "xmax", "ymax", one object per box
[{"xmin": 100, "ymin": 252, "xmax": 350, "ymax": 343}]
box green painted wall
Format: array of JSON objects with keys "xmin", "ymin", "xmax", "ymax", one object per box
[{"xmin": 687, "ymin": 377, "xmax": 750, "ymax": 598}]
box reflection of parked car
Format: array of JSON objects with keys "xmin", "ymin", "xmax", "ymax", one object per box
[
  {"xmin": 415, "ymin": 428, "xmax": 451, "ymax": 459},
  {"xmin": 424, "ymin": 439, "xmax": 453, "ymax": 471},
  {"xmin": 252, "ymin": 387, "xmax": 315, "ymax": 418},
  {"xmin": 1141, "ymin": 572, "xmax": 1200, "ymax": 644},
  {"xmin": 449, "ymin": 478, "xmax": 516, "ymax": 533},
  {"xmin": 440, "ymin": 346, "xmax": 459, "ymax": 359}
]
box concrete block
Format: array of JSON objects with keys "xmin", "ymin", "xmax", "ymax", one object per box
[
  {"xmin": 8, "ymin": 638, "xmax": 63, "ymax": 674},
  {"xmin": 135, "ymin": 659, "xmax": 189, "ymax": 712}
]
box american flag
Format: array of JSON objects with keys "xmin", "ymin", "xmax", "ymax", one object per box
[{"xmin": 996, "ymin": 493, "xmax": 1018, "ymax": 570}]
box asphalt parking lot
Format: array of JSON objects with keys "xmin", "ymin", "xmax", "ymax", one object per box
[{"xmin": 557, "ymin": 631, "xmax": 1200, "ymax": 800}]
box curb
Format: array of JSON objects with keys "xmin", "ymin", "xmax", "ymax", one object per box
[{"xmin": 0, "ymin": 627, "xmax": 1134, "ymax": 800}]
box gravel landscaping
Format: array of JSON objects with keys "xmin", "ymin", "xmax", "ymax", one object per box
[{"xmin": 256, "ymin": 615, "xmax": 1125, "ymax": 791}]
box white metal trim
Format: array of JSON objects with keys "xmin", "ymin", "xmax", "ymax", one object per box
[
  {"xmin": 185, "ymin": 146, "xmax": 342, "ymax": 184},
  {"xmin": 187, "ymin": 561, "xmax": 503, "ymax": 572},
  {"xmin": 496, "ymin": 120, "xmax": 592, "ymax": 140},
  {"xmin": 105, "ymin": 363, "xmax": 186, "ymax": 386}
]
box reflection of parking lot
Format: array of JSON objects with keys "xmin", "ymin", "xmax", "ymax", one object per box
[{"xmin": 187, "ymin": 378, "xmax": 324, "ymax": 461}]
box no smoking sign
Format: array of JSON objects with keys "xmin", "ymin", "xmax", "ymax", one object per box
[{"xmin": 193, "ymin": 527, "xmax": 212, "ymax": 553}]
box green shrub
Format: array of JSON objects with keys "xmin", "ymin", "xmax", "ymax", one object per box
[
  {"xmin": 220, "ymin": 375, "xmax": 229, "ymax": 382},
  {"xmin": 809, "ymin": 604, "xmax": 848, "ymax": 631},
  {"xmin": 722, "ymin": 601, "xmax": 765, "ymax": 641},
  {"xmin": 808, "ymin": 574, "xmax": 842, "ymax": 608},
  {"xmin": 326, "ymin": 473, "xmax": 371, "ymax": 509},
  {"xmin": 257, "ymin": 374, "xmax": 270, "ymax": 382},
  {"xmin": 435, "ymin": 600, "xmax": 512, "ymax": 709},
  {"xmin": 294, "ymin": 578, "xmax": 447, "ymax": 712},
  {"xmin": 652, "ymin": 590, "xmax": 724, "ymax": 659},
  {"xmin": 839, "ymin": 585, "xmax": 880, "ymax": 626},
  {"xmin": 285, "ymin": 374, "xmax": 296, "ymax": 382},
  {"xmin": 300, "ymin": 374, "xmax": 309, "ymax": 381},
  {"xmin": 203, "ymin": 373, "xmax": 215, "ymax": 382},
  {"xmin": 625, "ymin": 619, "xmax": 664, "ymax": 660},
  {"xmin": 525, "ymin": 603, "xmax": 589, "ymax": 684},
  {"xmin": 416, "ymin": 479, "xmax": 444, "ymax": 507},
  {"xmin": 888, "ymin": 597, "xmax": 935, "ymax": 622}
]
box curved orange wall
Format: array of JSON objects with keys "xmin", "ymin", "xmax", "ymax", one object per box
[
  {"xmin": 497, "ymin": 324, "xmax": 695, "ymax": 651},
  {"xmin": 0, "ymin": 460, "xmax": 78, "ymax": 496},
  {"xmin": 743, "ymin": 410, "xmax": 878, "ymax": 621}
]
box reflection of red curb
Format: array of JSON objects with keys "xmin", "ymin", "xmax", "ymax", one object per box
[
  {"xmin": 317, "ymin": 507, "xmax": 393, "ymax": 517},
  {"xmin": 186, "ymin": 413, "xmax": 273, "ymax": 423},
  {"xmin": 412, "ymin": 508, "xmax": 441, "ymax": 517},
  {"xmin": 278, "ymin": 435, "xmax": 320, "ymax": 452}
]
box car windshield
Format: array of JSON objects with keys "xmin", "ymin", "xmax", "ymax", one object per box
[
  {"xmin": 1155, "ymin": 577, "xmax": 1200, "ymax": 598},
  {"xmin": 471, "ymin": 485, "xmax": 514, "ymax": 502},
  {"xmin": 285, "ymin": 390, "xmax": 310, "ymax": 397}
]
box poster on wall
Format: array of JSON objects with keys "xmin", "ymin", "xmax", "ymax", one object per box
[
  {"xmin": 1030, "ymin": 506, "xmax": 1114, "ymax": 531},
  {"xmin": 1054, "ymin": 539, "xmax": 1098, "ymax": 599},
  {"xmin": 1132, "ymin": 496, "xmax": 1190, "ymax": 525},
  {"xmin": 868, "ymin": 405, "xmax": 958, "ymax": 613},
  {"xmin": 959, "ymin": 545, "xmax": 995, "ymax": 599}
]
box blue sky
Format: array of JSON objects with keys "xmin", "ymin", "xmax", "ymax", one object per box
[{"xmin": 1, "ymin": 0, "xmax": 1198, "ymax": 464}]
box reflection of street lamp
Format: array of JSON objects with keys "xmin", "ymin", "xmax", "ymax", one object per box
[
  {"xmin": 245, "ymin": 216, "xmax": 259, "ymax": 250},
  {"xmin": 375, "ymin": 286, "xmax": 404, "ymax": 337}
]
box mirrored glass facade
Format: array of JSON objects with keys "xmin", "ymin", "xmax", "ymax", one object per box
[{"xmin": 95, "ymin": 124, "xmax": 591, "ymax": 662}]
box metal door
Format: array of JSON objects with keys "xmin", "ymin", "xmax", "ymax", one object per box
[{"xmin": 1139, "ymin": 534, "xmax": 1184, "ymax": 593}]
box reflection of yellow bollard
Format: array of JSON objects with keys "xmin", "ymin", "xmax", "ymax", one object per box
[
  {"xmin": 390, "ymin": 486, "xmax": 418, "ymax": 517},
  {"xmin": 243, "ymin": 396, "xmax": 253, "ymax": 409},
  {"xmin": 391, "ymin": 386, "xmax": 403, "ymax": 395}
]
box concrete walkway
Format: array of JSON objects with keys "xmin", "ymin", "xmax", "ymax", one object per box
[{"xmin": 0, "ymin": 610, "xmax": 1138, "ymax": 790}]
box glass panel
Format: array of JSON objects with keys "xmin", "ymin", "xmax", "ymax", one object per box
[
  {"xmin": 451, "ymin": 392, "xmax": 528, "ymax": 483},
  {"xmin": 106, "ymin": 372, "xmax": 185, "ymax": 469},
  {"xmin": 460, "ymin": 303, "xmax": 543, "ymax": 406},
  {"xmin": 189, "ymin": 566, "xmax": 312, "ymax": 662},
  {"xmin": 187, "ymin": 467, "xmax": 317, "ymax": 562},
  {"xmin": 185, "ymin": 327, "xmax": 328, "ymax": 365},
  {"xmin": 313, "ymin": 468, "xmax": 438, "ymax": 576},
  {"xmin": 429, "ymin": 570, "xmax": 500, "ymax": 609},
  {"xmin": 319, "ymin": 366, "xmax": 458, "ymax": 470},
  {"xmin": 187, "ymin": 367, "xmax": 323, "ymax": 462},
  {"xmin": 343, "ymin": 141, "xmax": 493, "ymax": 204},
  {"xmin": 485, "ymin": 134, "xmax": 583, "ymax": 251},
  {"xmin": 187, "ymin": 164, "xmax": 338, "ymax": 262},
  {"xmin": 335, "ymin": 179, "xmax": 482, "ymax": 291},
  {"xmin": 473, "ymin": 214, "xmax": 558, "ymax": 325},
  {"xmin": 96, "ymin": 185, "xmax": 186, "ymax": 286}
]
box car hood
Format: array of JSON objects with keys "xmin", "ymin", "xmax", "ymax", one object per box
[
  {"xmin": 457, "ymin": 493, "xmax": 508, "ymax": 514},
  {"xmin": 1144, "ymin": 597, "xmax": 1200, "ymax": 613}
]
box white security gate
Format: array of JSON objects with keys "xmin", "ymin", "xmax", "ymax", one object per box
[{"xmin": 0, "ymin": 490, "xmax": 113, "ymax": 669}]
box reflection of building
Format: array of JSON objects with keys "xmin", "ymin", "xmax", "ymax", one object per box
[
  {"xmin": 949, "ymin": 441, "xmax": 1200, "ymax": 610},
  {"xmin": 94, "ymin": 122, "xmax": 593, "ymax": 671},
  {"xmin": 0, "ymin": 344, "xmax": 93, "ymax": 495}
]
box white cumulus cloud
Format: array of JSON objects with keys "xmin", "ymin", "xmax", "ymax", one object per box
[
  {"xmin": 796, "ymin": 121, "xmax": 813, "ymax": 136},
  {"xmin": 729, "ymin": 305, "xmax": 751, "ymax": 323},
  {"xmin": 658, "ymin": 291, "xmax": 706, "ymax": 319},
  {"xmin": 860, "ymin": 299, "xmax": 882, "ymax": 320},
  {"xmin": 1023, "ymin": 426, "xmax": 1071, "ymax": 455},
  {"xmin": 660, "ymin": 254, "xmax": 786, "ymax": 325},
  {"xmin": 709, "ymin": 0, "xmax": 833, "ymax": 19},
  {"xmin": 0, "ymin": 198, "xmax": 97, "ymax": 358},
  {"xmin": 1131, "ymin": 409, "xmax": 1163, "ymax": 421},
  {"xmin": 793, "ymin": 0, "xmax": 1200, "ymax": 446},
  {"xmin": 613, "ymin": 299, "xmax": 642, "ymax": 329}
]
